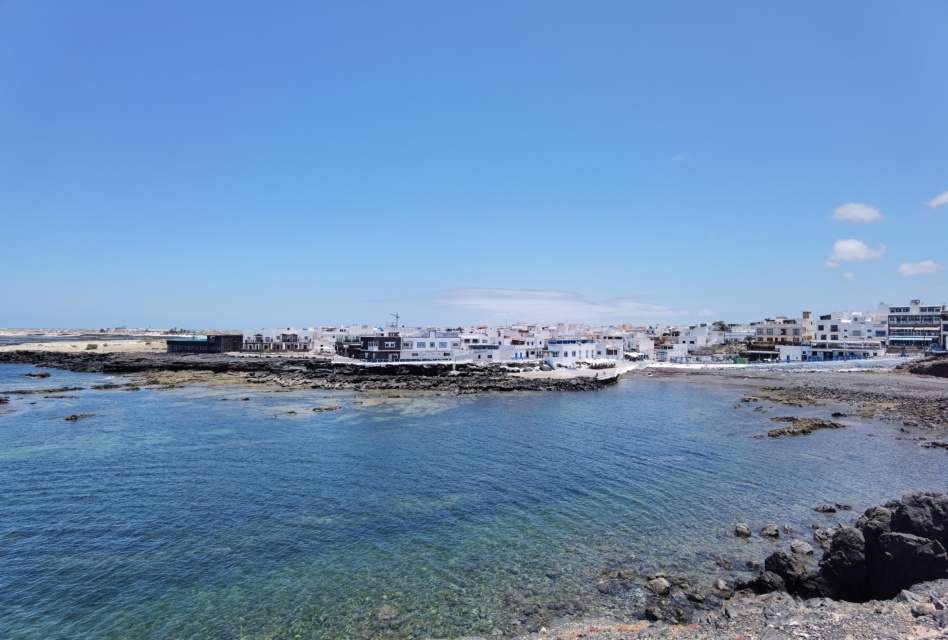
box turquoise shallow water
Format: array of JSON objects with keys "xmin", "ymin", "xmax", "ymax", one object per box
[{"xmin": 1, "ymin": 364, "xmax": 946, "ymax": 639}]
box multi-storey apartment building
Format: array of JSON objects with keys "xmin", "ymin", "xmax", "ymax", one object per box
[
  {"xmin": 752, "ymin": 313, "xmax": 812, "ymax": 345},
  {"xmin": 885, "ymin": 299, "xmax": 945, "ymax": 350}
]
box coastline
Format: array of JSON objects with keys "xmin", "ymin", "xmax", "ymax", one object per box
[
  {"xmin": 3, "ymin": 348, "xmax": 947, "ymax": 639},
  {"xmin": 0, "ymin": 347, "xmax": 630, "ymax": 394}
]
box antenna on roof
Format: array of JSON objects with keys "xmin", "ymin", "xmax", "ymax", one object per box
[{"xmin": 390, "ymin": 313, "xmax": 399, "ymax": 328}]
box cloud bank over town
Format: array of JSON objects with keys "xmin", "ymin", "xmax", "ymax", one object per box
[{"xmin": 433, "ymin": 288, "xmax": 688, "ymax": 325}]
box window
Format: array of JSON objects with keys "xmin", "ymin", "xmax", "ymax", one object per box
[
  {"xmin": 766, "ymin": 329, "xmax": 774, "ymax": 335},
  {"xmin": 443, "ymin": 352, "xmax": 450, "ymax": 356},
  {"xmin": 831, "ymin": 335, "xmax": 838, "ymax": 340},
  {"xmin": 439, "ymin": 342, "xmax": 447, "ymax": 348},
  {"xmin": 793, "ymin": 329, "xmax": 801, "ymax": 335},
  {"xmin": 403, "ymin": 341, "xmax": 412, "ymax": 348},
  {"xmin": 452, "ymin": 342, "xmax": 459, "ymax": 348},
  {"xmin": 412, "ymin": 353, "xmax": 419, "ymax": 357},
  {"xmin": 384, "ymin": 341, "xmax": 396, "ymax": 348},
  {"xmin": 818, "ymin": 325, "xmax": 824, "ymax": 331},
  {"xmin": 831, "ymin": 325, "xmax": 839, "ymax": 332}
]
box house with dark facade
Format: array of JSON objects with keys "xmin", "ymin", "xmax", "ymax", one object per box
[
  {"xmin": 166, "ymin": 334, "xmax": 243, "ymax": 354},
  {"xmin": 335, "ymin": 333, "xmax": 402, "ymax": 362}
]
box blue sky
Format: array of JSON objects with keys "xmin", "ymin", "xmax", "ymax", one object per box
[{"xmin": 2, "ymin": 1, "xmax": 946, "ymax": 329}]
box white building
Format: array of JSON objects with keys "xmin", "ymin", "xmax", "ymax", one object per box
[
  {"xmin": 544, "ymin": 337, "xmax": 602, "ymax": 365},
  {"xmin": 399, "ymin": 330, "xmax": 465, "ymax": 362},
  {"xmin": 243, "ymin": 328, "xmax": 314, "ymax": 352},
  {"xmin": 779, "ymin": 340, "xmax": 885, "ymax": 362},
  {"xmin": 883, "ymin": 299, "xmax": 945, "ymax": 350}
]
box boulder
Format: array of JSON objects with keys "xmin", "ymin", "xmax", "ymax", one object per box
[
  {"xmin": 647, "ymin": 577, "xmax": 671, "ymax": 596},
  {"xmin": 819, "ymin": 527, "xmax": 867, "ymax": 601},
  {"xmin": 735, "ymin": 523, "xmax": 752, "ymax": 538},
  {"xmin": 791, "ymin": 540, "xmax": 814, "ymax": 555},
  {"xmin": 891, "ymin": 492, "xmax": 948, "ymax": 544},
  {"xmin": 869, "ymin": 532, "xmax": 948, "ymax": 600},
  {"xmin": 813, "ymin": 526, "xmax": 838, "ymax": 551},
  {"xmin": 764, "ymin": 550, "xmax": 807, "ymax": 592},
  {"xmin": 761, "ymin": 524, "xmax": 780, "ymax": 538}
]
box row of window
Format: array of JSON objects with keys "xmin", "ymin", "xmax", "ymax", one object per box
[{"xmin": 402, "ymin": 341, "xmax": 461, "ymax": 349}]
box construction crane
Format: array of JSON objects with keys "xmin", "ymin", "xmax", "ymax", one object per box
[{"xmin": 390, "ymin": 313, "xmax": 399, "ymax": 328}]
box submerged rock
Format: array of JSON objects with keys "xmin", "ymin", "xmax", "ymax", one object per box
[
  {"xmin": 64, "ymin": 413, "xmax": 95, "ymax": 422},
  {"xmin": 767, "ymin": 417, "xmax": 846, "ymax": 438}
]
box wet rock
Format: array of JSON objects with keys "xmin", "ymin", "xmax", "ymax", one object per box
[
  {"xmin": 835, "ymin": 502, "xmax": 853, "ymax": 511},
  {"xmin": 64, "ymin": 413, "xmax": 95, "ymax": 421},
  {"xmin": 20, "ymin": 371, "xmax": 50, "ymax": 378},
  {"xmin": 764, "ymin": 551, "xmax": 807, "ymax": 592},
  {"xmin": 644, "ymin": 593, "xmax": 694, "ymax": 624},
  {"xmin": 374, "ymin": 604, "xmax": 400, "ymax": 629},
  {"xmin": 646, "ymin": 577, "xmax": 671, "ymax": 596},
  {"xmin": 734, "ymin": 523, "xmax": 752, "ymax": 538},
  {"xmin": 813, "ymin": 526, "xmax": 839, "ymax": 551},
  {"xmin": 815, "ymin": 503, "xmax": 837, "ymax": 513},
  {"xmin": 767, "ymin": 417, "xmax": 846, "ymax": 438},
  {"xmin": 790, "ymin": 540, "xmax": 814, "ymax": 555},
  {"xmin": 760, "ymin": 524, "xmax": 780, "ymax": 538},
  {"xmin": 738, "ymin": 571, "xmax": 786, "ymax": 595}
]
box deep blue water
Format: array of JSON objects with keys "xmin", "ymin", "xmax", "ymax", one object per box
[{"xmin": 1, "ymin": 363, "xmax": 946, "ymax": 639}]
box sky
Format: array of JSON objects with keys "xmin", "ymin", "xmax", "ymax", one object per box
[{"xmin": 1, "ymin": 1, "xmax": 946, "ymax": 329}]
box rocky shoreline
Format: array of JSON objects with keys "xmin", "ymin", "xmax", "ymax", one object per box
[
  {"xmin": 0, "ymin": 350, "xmax": 618, "ymax": 393},
  {"xmin": 506, "ymin": 493, "xmax": 948, "ymax": 640}
]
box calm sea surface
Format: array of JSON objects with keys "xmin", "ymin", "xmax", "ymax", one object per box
[{"xmin": 1, "ymin": 363, "xmax": 946, "ymax": 639}]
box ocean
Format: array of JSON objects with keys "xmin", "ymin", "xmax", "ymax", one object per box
[{"xmin": 1, "ymin": 363, "xmax": 945, "ymax": 639}]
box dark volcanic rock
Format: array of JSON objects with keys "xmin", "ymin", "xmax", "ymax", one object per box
[
  {"xmin": 64, "ymin": 413, "xmax": 95, "ymax": 422},
  {"xmin": 0, "ymin": 351, "xmax": 619, "ymax": 394},
  {"xmin": 745, "ymin": 492, "xmax": 948, "ymax": 604},
  {"xmin": 20, "ymin": 371, "xmax": 50, "ymax": 378},
  {"xmin": 767, "ymin": 417, "xmax": 846, "ymax": 438},
  {"xmin": 891, "ymin": 492, "xmax": 948, "ymax": 543}
]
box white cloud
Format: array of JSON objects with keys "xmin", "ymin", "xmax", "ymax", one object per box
[
  {"xmin": 898, "ymin": 260, "xmax": 944, "ymax": 276},
  {"xmin": 433, "ymin": 288, "xmax": 686, "ymax": 323},
  {"xmin": 825, "ymin": 239, "xmax": 887, "ymax": 267},
  {"xmin": 831, "ymin": 203, "xmax": 884, "ymax": 223},
  {"xmin": 927, "ymin": 191, "xmax": 948, "ymax": 209},
  {"xmin": 697, "ymin": 309, "xmax": 716, "ymax": 317},
  {"xmin": 843, "ymin": 272, "xmax": 856, "ymax": 281}
]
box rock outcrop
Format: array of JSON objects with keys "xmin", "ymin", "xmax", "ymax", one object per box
[
  {"xmin": 0, "ymin": 351, "xmax": 619, "ymax": 394},
  {"xmin": 745, "ymin": 492, "xmax": 948, "ymax": 603}
]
